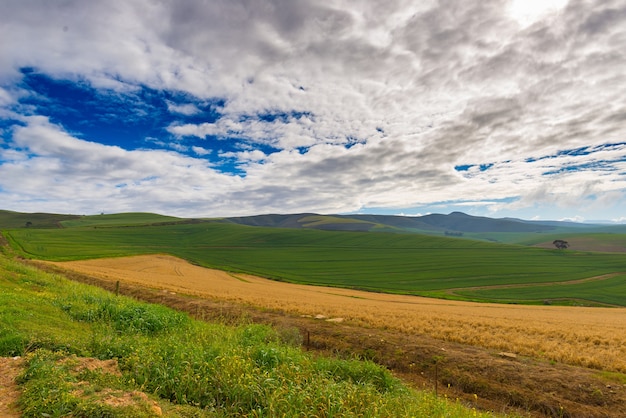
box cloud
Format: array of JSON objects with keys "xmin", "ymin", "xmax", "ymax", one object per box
[
  {"xmin": 0, "ymin": 0, "xmax": 625, "ymax": 219},
  {"xmin": 167, "ymin": 101, "xmax": 201, "ymax": 116},
  {"xmin": 0, "ymin": 117, "xmax": 243, "ymax": 215},
  {"xmin": 191, "ymin": 146, "xmax": 211, "ymax": 156}
]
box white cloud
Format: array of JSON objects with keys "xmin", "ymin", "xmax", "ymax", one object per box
[
  {"xmin": 0, "ymin": 0, "xmax": 625, "ymax": 219},
  {"xmin": 167, "ymin": 101, "xmax": 201, "ymax": 116},
  {"xmin": 0, "ymin": 87, "xmax": 14, "ymax": 106},
  {"xmin": 507, "ymin": 0, "xmax": 568, "ymax": 28},
  {"xmin": 0, "ymin": 117, "xmax": 244, "ymax": 216},
  {"xmin": 559, "ymin": 216, "xmax": 585, "ymax": 223},
  {"xmin": 191, "ymin": 146, "xmax": 211, "ymax": 156}
]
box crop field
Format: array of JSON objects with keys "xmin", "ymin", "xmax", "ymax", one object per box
[
  {"xmin": 453, "ymin": 273, "xmax": 626, "ymax": 306},
  {"xmin": 45, "ymin": 254, "xmax": 626, "ymax": 374},
  {"xmin": 6, "ymin": 221, "xmax": 626, "ymax": 306},
  {"xmin": 1, "ymin": 251, "xmax": 501, "ymax": 418},
  {"xmin": 4, "ymin": 213, "xmax": 626, "ymax": 416}
]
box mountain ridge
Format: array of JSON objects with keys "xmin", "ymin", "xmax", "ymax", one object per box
[{"xmin": 224, "ymin": 211, "xmax": 556, "ymax": 233}]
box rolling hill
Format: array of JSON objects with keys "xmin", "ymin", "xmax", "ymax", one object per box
[
  {"xmin": 223, "ymin": 211, "xmax": 626, "ymax": 234},
  {"xmin": 3, "ymin": 209, "xmax": 626, "ymax": 306},
  {"xmin": 223, "ymin": 211, "xmax": 557, "ymax": 233}
]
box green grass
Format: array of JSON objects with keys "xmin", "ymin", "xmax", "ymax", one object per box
[
  {"xmin": 0, "ymin": 249, "xmax": 508, "ymax": 417},
  {"xmin": 0, "ymin": 209, "xmax": 80, "ymax": 229},
  {"xmin": 59, "ymin": 212, "xmax": 184, "ymax": 228},
  {"xmin": 5, "ymin": 222, "xmax": 626, "ymax": 305},
  {"xmin": 453, "ymin": 274, "xmax": 626, "ymax": 306}
]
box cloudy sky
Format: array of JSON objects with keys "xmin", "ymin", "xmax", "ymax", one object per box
[{"xmin": 1, "ymin": 0, "xmax": 625, "ymax": 221}]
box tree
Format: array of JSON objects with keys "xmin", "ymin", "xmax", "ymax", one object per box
[
  {"xmin": 553, "ymin": 239, "xmax": 569, "ymax": 250},
  {"xmin": 25, "ymin": 221, "xmax": 32, "ymax": 228}
]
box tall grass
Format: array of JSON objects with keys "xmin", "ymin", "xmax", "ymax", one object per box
[{"xmin": 0, "ymin": 250, "xmax": 510, "ymax": 417}]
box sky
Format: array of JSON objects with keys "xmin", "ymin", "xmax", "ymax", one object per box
[{"xmin": 1, "ymin": 0, "xmax": 625, "ymax": 222}]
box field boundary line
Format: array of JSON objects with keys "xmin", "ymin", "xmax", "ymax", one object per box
[{"xmin": 445, "ymin": 272, "xmax": 625, "ymax": 296}]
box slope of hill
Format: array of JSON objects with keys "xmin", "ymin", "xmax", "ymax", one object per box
[
  {"xmin": 225, "ymin": 211, "xmax": 557, "ymax": 233},
  {"xmin": 417, "ymin": 211, "xmax": 554, "ymax": 232},
  {"xmin": 5, "ymin": 218, "xmax": 626, "ymax": 306},
  {"xmin": 0, "ymin": 210, "xmax": 81, "ymax": 229}
]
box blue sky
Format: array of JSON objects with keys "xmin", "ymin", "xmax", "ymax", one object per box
[{"xmin": 1, "ymin": 0, "xmax": 626, "ymax": 222}]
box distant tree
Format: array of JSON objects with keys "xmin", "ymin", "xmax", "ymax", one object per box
[
  {"xmin": 25, "ymin": 221, "xmax": 32, "ymax": 228},
  {"xmin": 553, "ymin": 239, "xmax": 569, "ymax": 250}
]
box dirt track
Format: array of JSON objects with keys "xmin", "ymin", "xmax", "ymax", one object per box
[
  {"xmin": 0, "ymin": 357, "xmax": 22, "ymax": 418},
  {"xmin": 41, "ymin": 255, "xmax": 626, "ymax": 418}
]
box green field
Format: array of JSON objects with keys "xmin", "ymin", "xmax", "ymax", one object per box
[
  {"xmin": 453, "ymin": 274, "xmax": 626, "ymax": 306},
  {"xmin": 3, "ymin": 212, "xmax": 626, "ymax": 306},
  {"xmin": 58, "ymin": 212, "xmax": 183, "ymax": 228},
  {"xmin": 0, "ymin": 209, "xmax": 81, "ymax": 229}
]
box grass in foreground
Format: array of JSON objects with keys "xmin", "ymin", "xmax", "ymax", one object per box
[{"xmin": 0, "ymin": 250, "xmax": 508, "ymax": 417}]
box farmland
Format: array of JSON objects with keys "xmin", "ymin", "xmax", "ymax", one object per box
[
  {"xmin": 3, "ymin": 211, "xmax": 626, "ymax": 416},
  {"xmin": 0, "ymin": 250, "xmax": 503, "ymax": 418},
  {"xmin": 45, "ymin": 254, "xmax": 626, "ymax": 374},
  {"xmin": 35, "ymin": 253, "xmax": 626, "ymax": 417},
  {"xmin": 4, "ymin": 214, "xmax": 626, "ymax": 306}
]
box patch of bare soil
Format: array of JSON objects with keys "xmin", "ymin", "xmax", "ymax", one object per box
[
  {"xmin": 101, "ymin": 390, "xmax": 162, "ymax": 416},
  {"xmin": 0, "ymin": 356, "xmax": 23, "ymax": 418},
  {"xmin": 62, "ymin": 355, "xmax": 122, "ymax": 376},
  {"xmin": 33, "ymin": 256, "xmax": 626, "ymax": 418},
  {"xmin": 66, "ymin": 356, "xmax": 163, "ymax": 416}
]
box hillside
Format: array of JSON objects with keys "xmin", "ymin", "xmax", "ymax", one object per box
[
  {"xmin": 4, "ymin": 214, "xmax": 626, "ymax": 306},
  {"xmin": 223, "ymin": 211, "xmax": 556, "ymax": 233},
  {"xmin": 5, "ymin": 209, "xmax": 626, "ymax": 240},
  {"xmin": 0, "ymin": 209, "xmax": 81, "ymax": 229}
]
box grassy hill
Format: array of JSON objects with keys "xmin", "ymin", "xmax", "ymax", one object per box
[
  {"xmin": 0, "ymin": 209, "xmax": 81, "ymax": 229},
  {"xmin": 4, "ymin": 213, "xmax": 626, "ymax": 306},
  {"xmin": 59, "ymin": 212, "xmax": 184, "ymax": 228},
  {"xmin": 224, "ymin": 211, "xmax": 556, "ymax": 234},
  {"xmin": 223, "ymin": 212, "xmax": 626, "ymax": 245}
]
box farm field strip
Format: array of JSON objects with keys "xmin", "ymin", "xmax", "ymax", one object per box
[
  {"xmin": 8, "ymin": 223, "xmax": 626, "ymax": 307},
  {"xmin": 47, "ymin": 254, "xmax": 626, "ymax": 373},
  {"xmin": 455, "ymin": 273, "xmax": 626, "ymax": 306}
]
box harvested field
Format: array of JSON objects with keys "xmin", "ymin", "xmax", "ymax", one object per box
[
  {"xmin": 42, "ymin": 254, "xmax": 626, "ymax": 417},
  {"xmin": 48, "ymin": 254, "xmax": 626, "ymax": 373}
]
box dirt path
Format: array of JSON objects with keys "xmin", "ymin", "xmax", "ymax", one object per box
[
  {"xmin": 36, "ymin": 255, "xmax": 626, "ymax": 418},
  {"xmin": 0, "ymin": 357, "xmax": 23, "ymax": 417}
]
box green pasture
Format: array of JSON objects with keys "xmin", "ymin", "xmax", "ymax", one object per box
[
  {"xmin": 59, "ymin": 212, "xmax": 183, "ymax": 228},
  {"xmin": 522, "ymin": 232, "xmax": 626, "ymax": 249},
  {"xmin": 5, "ymin": 222, "xmax": 626, "ymax": 305},
  {"xmin": 0, "ymin": 209, "xmax": 80, "ymax": 229},
  {"xmin": 452, "ymin": 274, "xmax": 626, "ymax": 306},
  {"xmin": 486, "ymin": 229, "xmax": 626, "ymax": 246}
]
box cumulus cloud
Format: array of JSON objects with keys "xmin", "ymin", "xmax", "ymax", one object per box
[
  {"xmin": 0, "ymin": 0, "xmax": 625, "ymax": 219},
  {"xmin": 167, "ymin": 102, "xmax": 201, "ymax": 116},
  {"xmin": 0, "ymin": 117, "xmax": 242, "ymax": 216}
]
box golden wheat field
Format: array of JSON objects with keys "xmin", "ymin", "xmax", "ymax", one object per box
[{"xmin": 49, "ymin": 254, "xmax": 626, "ymax": 373}]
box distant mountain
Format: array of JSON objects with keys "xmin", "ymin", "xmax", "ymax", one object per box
[
  {"xmin": 503, "ymin": 217, "xmax": 599, "ymax": 229},
  {"xmin": 3, "ymin": 209, "xmax": 617, "ymax": 236},
  {"xmin": 224, "ymin": 211, "xmax": 557, "ymax": 234},
  {"xmin": 417, "ymin": 212, "xmax": 555, "ymax": 233}
]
